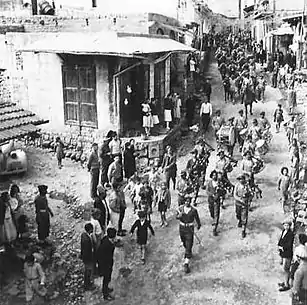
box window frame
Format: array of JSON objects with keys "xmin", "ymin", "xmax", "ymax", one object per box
[{"xmin": 62, "ymin": 64, "xmax": 98, "ymax": 128}]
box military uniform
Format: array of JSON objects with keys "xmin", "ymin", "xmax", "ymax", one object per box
[
  {"xmin": 215, "ymin": 157, "xmax": 232, "ymax": 190},
  {"xmin": 176, "ymin": 204, "xmax": 201, "ymax": 273},
  {"xmin": 206, "ymin": 178, "xmax": 221, "ymax": 235},
  {"xmin": 186, "ymin": 156, "xmax": 202, "ymax": 204},
  {"xmin": 234, "ymin": 115, "xmax": 247, "ymax": 151},
  {"xmin": 233, "ymin": 178, "xmax": 252, "ymax": 238}
]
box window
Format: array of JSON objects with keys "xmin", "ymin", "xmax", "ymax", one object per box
[{"xmin": 62, "ymin": 65, "xmax": 97, "ymax": 128}]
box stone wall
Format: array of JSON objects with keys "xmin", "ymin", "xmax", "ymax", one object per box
[{"xmin": 0, "ymin": 13, "xmax": 149, "ymax": 34}]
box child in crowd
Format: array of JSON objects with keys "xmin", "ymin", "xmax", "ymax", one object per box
[
  {"xmin": 54, "ymin": 136, "xmax": 65, "ymax": 169},
  {"xmin": 130, "ymin": 211, "xmax": 155, "ymax": 264},
  {"xmin": 148, "ymin": 165, "xmax": 161, "ymax": 199},
  {"xmin": 273, "ymin": 104, "xmax": 284, "ymax": 133},
  {"xmin": 155, "ymin": 181, "xmax": 171, "ymax": 227},
  {"xmin": 139, "ymin": 179, "xmax": 154, "ymax": 222},
  {"xmin": 278, "ymin": 167, "xmax": 291, "ymax": 214},
  {"xmin": 123, "ymin": 175, "xmax": 136, "ymax": 202},
  {"xmin": 131, "ymin": 176, "xmax": 144, "ymax": 214}
]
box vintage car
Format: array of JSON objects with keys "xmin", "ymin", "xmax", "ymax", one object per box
[{"xmin": 0, "ymin": 140, "xmax": 28, "ymax": 176}]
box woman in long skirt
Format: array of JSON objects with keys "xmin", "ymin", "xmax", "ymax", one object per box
[{"xmin": 0, "ymin": 192, "xmax": 17, "ymax": 245}]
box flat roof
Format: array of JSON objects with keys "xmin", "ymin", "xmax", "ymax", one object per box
[{"xmin": 20, "ymin": 31, "xmax": 194, "ymax": 57}]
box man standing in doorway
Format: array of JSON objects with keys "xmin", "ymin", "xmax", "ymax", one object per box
[{"xmin": 200, "ymin": 99, "xmax": 212, "ymax": 133}]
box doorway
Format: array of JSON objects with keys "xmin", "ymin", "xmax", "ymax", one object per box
[{"xmin": 119, "ymin": 64, "xmax": 149, "ymax": 135}]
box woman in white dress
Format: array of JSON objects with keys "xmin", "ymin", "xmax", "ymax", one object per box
[{"xmin": 142, "ymin": 99, "xmax": 153, "ymax": 137}]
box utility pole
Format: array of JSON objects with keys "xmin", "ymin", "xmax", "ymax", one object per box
[
  {"xmin": 299, "ymin": 0, "xmax": 307, "ymax": 69},
  {"xmin": 239, "ymin": 0, "xmax": 242, "ymax": 20}
]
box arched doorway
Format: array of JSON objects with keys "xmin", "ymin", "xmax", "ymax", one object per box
[{"xmin": 156, "ymin": 28, "xmax": 164, "ymax": 35}]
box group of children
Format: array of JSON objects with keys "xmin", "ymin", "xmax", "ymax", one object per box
[
  {"xmin": 124, "ymin": 169, "xmax": 171, "ymax": 228},
  {"xmin": 124, "ymin": 168, "xmax": 173, "ymax": 263}
]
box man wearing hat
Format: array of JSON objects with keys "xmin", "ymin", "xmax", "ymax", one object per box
[
  {"xmin": 233, "ymin": 175, "xmax": 251, "ymax": 238},
  {"xmin": 225, "ymin": 117, "xmax": 236, "ymax": 157},
  {"xmin": 215, "ymin": 150, "xmax": 233, "ymax": 192},
  {"xmin": 278, "ymin": 218, "xmax": 294, "ymax": 292},
  {"xmin": 186, "ymin": 149, "xmax": 202, "ymax": 205},
  {"xmin": 176, "ymin": 196, "xmax": 201, "ymax": 274},
  {"xmin": 259, "ymin": 111, "xmax": 271, "ymax": 132},
  {"xmin": 241, "ymin": 150, "xmax": 255, "ymax": 187},
  {"xmin": 206, "ymin": 170, "xmax": 222, "ymax": 236},
  {"xmin": 234, "ymin": 109, "xmax": 248, "ymax": 152},
  {"xmin": 248, "ymin": 119, "xmax": 262, "ymax": 142},
  {"xmin": 176, "ymin": 171, "xmax": 192, "ymax": 207},
  {"xmin": 34, "ymin": 185, "xmax": 54, "ymax": 244},
  {"xmin": 87, "ymin": 143, "xmax": 100, "ymax": 199}
]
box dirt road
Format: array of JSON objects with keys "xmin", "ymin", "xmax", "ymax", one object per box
[{"xmin": 1, "ymin": 59, "xmax": 293, "ymax": 305}]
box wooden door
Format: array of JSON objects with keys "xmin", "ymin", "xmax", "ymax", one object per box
[{"xmin": 62, "ymin": 65, "xmax": 97, "ymax": 128}]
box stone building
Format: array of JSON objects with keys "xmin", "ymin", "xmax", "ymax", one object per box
[{"xmin": 18, "ymin": 31, "xmax": 192, "ymax": 140}]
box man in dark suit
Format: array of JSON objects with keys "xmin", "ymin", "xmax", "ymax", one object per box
[
  {"xmin": 80, "ymin": 223, "xmax": 95, "ymax": 291},
  {"xmin": 97, "ymin": 228, "xmax": 117, "ymax": 300},
  {"xmin": 278, "ymin": 219, "xmax": 294, "ymax": 292},
  {"xmin": 94, "ymin": 185, "xmax": 110, "ymax": 233}
]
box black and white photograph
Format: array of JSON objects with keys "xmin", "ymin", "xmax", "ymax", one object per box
[{"xmin": 0, "ymin": 0, "xmax": 307, "ymax": 304}]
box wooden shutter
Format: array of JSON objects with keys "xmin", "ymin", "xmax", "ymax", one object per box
[
  {"xmin": 62, "ymin": 66, "xmax": 79, "ymax": 124},
  {"xmin": 62, "ymin": 64, "xmax": 97, "ymax": 128},
  {"xmin": 79, "ymin": 66, "xmax": 97, "ymax": 127}
]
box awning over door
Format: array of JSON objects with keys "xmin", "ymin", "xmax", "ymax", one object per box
[{"xmin": 20, "ymin": 32, "xmax": 194, "ymax": 57}]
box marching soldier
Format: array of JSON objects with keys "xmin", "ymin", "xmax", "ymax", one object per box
[
  {"xmin": 186, "ymin": 150, "xmax": 202, "ymax": 205},
  {"xmin": 248, "ymin": 119, "xmax": 262, "ymax": 142},
  {"xmin": 234, "ymin": 109, "xmax": 248, "ymax": 152},
  {"xmin": 176, "ymin": 171, "xmax": 192, "ymax": 207},
  {"xmin": 198, "ymin": 146, "xmax": 211, "ymax": 187},
  {"xmin": 242, "ymin": 134, "xmax": 256, "ymax": 157},
  {"xmin": 215, "ymin": 150, "xmax": 234, "ymax": 196},
  {"xmin": 176, "ymin": 197, "xmax": 201, "ymax": 274},
  {"xmin": 241, "ymin": 151, "xmax": 255, "ymax": 187},
  {"xmin": 226, "ymin": 117, "xmax": 236, "ymax": 157},
  {"xmin": 233, "ymin": 175, "xmax": 253, "ymax": 238},
  {"xmin": 205, "ymin": 170, "xmax": 224, "ymax": 236},
  {"xmin": 259, "ymin": 111, "xmax": 271, "ymax": 133}
]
